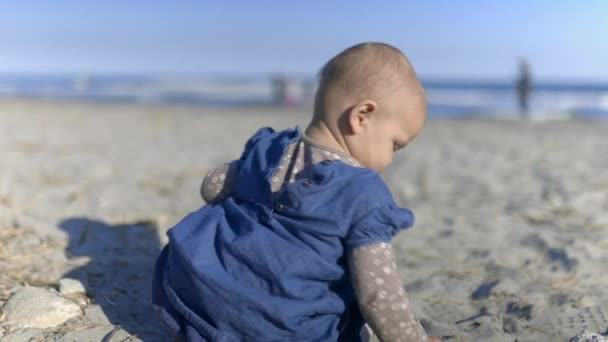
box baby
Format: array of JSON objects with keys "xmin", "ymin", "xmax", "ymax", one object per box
[{"xmin": 153, "ymin": 42, "xmax": 440, "ymax": 342}]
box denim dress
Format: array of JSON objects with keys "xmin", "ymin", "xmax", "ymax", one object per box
[{"xmin": 152, "ymin": 127, "xmax": 415, "ymax": 341}]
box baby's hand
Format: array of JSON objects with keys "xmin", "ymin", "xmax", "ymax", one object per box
[{"xmin": 428, "ymin": 337, "xmax": 442, "ymax": 342}]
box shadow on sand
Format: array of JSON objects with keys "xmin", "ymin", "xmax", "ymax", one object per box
[{"xmin": 59, "ymin": 217, "xmax": 170, "ymax": 341}]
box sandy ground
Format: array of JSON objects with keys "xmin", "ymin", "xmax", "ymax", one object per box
[{"xmin": 0, "ymin": 99, "xmax": 607, "ymax": 341}]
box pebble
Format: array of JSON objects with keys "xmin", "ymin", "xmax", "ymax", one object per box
[
  {"xmin": 0, "ymin": 286, "xmax": 82, "ymax": 330},
  {"xmin": 58, "ymin": 278, "xmax": 86, "ymax": 298}
]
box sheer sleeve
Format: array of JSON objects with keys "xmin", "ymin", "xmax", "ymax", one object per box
[
  {"xmin": 200, "ymin": 161, "xmax": 237, "ymax": 203},
  {"xmin": 348, "ymin": 242, "xmax": 429, "ymax": 342}
]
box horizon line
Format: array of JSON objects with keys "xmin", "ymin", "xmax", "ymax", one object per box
[{"xmin": 1, "ymin": 71, "xmax": 608, "ymax": 85}]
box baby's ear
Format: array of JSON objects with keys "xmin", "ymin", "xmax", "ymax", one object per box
[{"xmin": 349, "ymin": 100, "xmax": 377, "ymax": 134}]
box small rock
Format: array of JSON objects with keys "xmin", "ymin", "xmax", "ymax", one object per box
[
  {"xmin": 58, "ymin": 278, "xmax": 89, "ymax": 307},
  {"xmin": 0, "ymin": 286, "xmax": 82, "ymax": 330},
  {"xmin": 569, "ymin": 330, "xmax": 604, "ymax": 342},
  {"xmin": 58, "ymin": 278, "xmax": 86, "ymax": 298}
]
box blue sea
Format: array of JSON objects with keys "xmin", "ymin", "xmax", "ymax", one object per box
[{"xmin": 1, "ymin": 73, "xmax": 607, "ymax": 120}]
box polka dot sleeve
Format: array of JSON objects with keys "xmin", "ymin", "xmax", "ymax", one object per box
[
  {"xmin": 348, "ymin": 242, "xmax": 429, "ymax": 342},
  {"xmin": 200, "ymin": 161, "xmax": 237, "ymax": 203}
]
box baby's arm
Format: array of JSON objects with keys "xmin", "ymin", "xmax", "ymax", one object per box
[
  {"xmin": 348, "ymin": 242, "xmax": 430, "ymax": 342},
  {"xmin": 200, "ymin": 161, "xmax": 237, "ymax": 203}
]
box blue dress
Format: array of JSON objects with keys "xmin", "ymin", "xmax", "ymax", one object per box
[{"xmin": 152, "ymin": 127, "xmax": 415, "ymax": 341}]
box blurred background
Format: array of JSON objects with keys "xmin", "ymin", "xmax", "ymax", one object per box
[{"xmin": 1, "ymin": 1, "xmax": 607, "ymax": 119}]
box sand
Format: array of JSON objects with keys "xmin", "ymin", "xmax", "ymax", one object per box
[{"xmin": 0, "ymin": 98, "xmax": 606, "ymax": 341}]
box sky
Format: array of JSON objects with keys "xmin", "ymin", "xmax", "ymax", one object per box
[{"xmin": 1, "ymin": 1, "xmax": 607, "ymax": 81}]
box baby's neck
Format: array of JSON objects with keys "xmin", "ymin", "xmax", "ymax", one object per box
[{"xmin": 304, "ymin": 122, "xmax": 351, "ymax": 157}]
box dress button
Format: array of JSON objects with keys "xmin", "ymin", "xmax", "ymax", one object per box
[
  {"xmin": 302, "ymin": 179, "xmax": 313, "ymax": 187},
  {"xmin": 275, "ymin": 203, "xmax": 286, "ymax": 211}
]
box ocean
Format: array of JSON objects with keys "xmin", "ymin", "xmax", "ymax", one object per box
[{"xmin": 1, "ymin": 74, "xmax": 607, "ymax": 120}]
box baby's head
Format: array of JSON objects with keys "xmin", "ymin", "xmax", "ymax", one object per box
[{"xmin": 308, "ymin": 42, "xmax": 426, "ymax": 172}]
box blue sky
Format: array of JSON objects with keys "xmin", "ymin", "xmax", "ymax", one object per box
[{"xmin": 1, "ymin": 1, "xmax": 607, "ymax": 80}]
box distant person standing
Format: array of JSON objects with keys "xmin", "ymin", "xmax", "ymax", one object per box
[
  {"xmin": 271, "ymin": 76, "xmax": 300, "ymax": 107},
  {"xmin": 271, "ymin": 76, "xmax": 288, "ymax": 106},
  {"xmin": 516, "ymin": 59, "xmax": 532, "ymax": 118},
  {"xmin": 300, "ymin": 78, "xmax": 316, "ymax": 108}
]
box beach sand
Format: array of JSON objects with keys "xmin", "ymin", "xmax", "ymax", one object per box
[{"xmin": 0, "ymin": 99, "xmax": 606, "ymax": 341}]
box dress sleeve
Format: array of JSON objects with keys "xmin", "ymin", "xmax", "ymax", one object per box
[
  {"xmin": 200, "ymin": 161, "xmax": 238, "ymax": 203},
  {"xmin": 344, "ymin": 203, "xmax": 415, "ymax": 249},
  {"xmin": 348, "ymin": 242, "xmax": 429, "ymax": 342}
]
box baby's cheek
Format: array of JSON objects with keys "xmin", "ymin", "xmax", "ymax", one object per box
[
  {"xmin": 382, "ymin": 152, "xmax": 395, "ymax": 171},
  {"xmin": 382, "ymin": 147, "xmax": 393, "ymax": 162}
]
